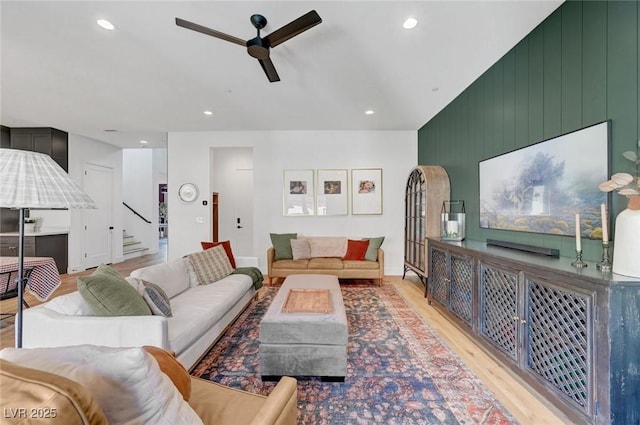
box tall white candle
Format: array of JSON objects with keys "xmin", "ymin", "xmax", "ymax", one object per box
[
  {"xmin": 601, "ymin": 203, "xmax": 608, "ymax": 242},
  {"xmin": 600, "ymin": 204, "xmax": 609, "ymax": 242},
  {"xmin": 447, "ymin": 221, "xmax": 459, "ymax": 235},
  {"xmin": 575, "ymin": 213, "xmax": 581, "ymax": 251}
]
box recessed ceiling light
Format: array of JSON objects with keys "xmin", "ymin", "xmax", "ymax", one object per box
[
  {"xmin": 365, "ymin": 110, "xmax": 375, "ymax": 115},
  {"xmin": 203, "ymin": 110, "xmax": 213, "ymax": 116},
  {"xmin": 403, "ymin": 17, "xmax": 418, "ymax": 30},
  {"xmin": 97, "ymin": 19, "xmax": 115, "ymax": 30},
  {"xmin": 140, "ymin": 140, "xmax": 148, "ymax": 144}
]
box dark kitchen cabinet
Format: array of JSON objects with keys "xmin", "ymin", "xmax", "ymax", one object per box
[
  {"xmin": 0, "ymin": 234, "xmax": 68, "ymax": 274},
  {"xmin": 10, "ymin": 127, "xmax": 68, "ymax": 171}
]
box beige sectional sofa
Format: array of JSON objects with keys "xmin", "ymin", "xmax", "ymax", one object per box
[{"xmin": 267, "ymin": 235, "xmax": 384, "ymax": 285}]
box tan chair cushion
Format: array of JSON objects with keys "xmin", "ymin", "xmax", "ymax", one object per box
[
  {"xmin": 143, "ymin": 346, "xmax": 191, "ymax": 401},
  {"xmin": 0, "ymin": 359, "xmax": 108, "ymax": 425},
  {"xmin": 308, "ymin": 257, "xmax": 344, "ymax": 270},
  {"xmin": 343, "ymin": 260, "xmax": 380, "ymax": 270},
  {"xmin": 272, "ymin": 259, "xmax": 309, "ymax": 270}
]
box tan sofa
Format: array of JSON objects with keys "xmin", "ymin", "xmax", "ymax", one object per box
[
  {"xmin": 267, "ymin": 246, "xmax": 384, "ymax": 286},
  {"xmin": 0, "ymin": 346, "xmax": 297, "ymax": 425}
]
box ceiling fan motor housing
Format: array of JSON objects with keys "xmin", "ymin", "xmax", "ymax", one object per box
[{"xmin": 247, "ymin": 37, "xmax": 270, "ymax": 59}]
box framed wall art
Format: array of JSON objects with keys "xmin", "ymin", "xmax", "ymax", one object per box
[
  {"xmin": 479, "ymin": 121, "xmax": 609, "ymax": 237},
  {"xmin": 283, "ymin": 169, "xmax": 315, "ymax": 216},
  {"xmin": 351, "ymin": 168, "xmax": 383, "ymax": 215},
  {"xmin": 316, "ymin": 169, "xmax": 348, "ymax": 216}
]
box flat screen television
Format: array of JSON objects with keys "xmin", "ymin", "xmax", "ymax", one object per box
[{"xmin": 479, "ymin": 121, "xmax": 609, "ymax": 238}]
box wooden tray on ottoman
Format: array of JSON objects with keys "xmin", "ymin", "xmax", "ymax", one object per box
[{"xmin": 282, "ymin": 288, "xmax": 333, "ymax": 313}]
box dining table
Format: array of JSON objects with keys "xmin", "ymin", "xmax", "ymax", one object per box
[{"xmin": 0, "ymin": 256, "xmax": 61, "ymax": 301}]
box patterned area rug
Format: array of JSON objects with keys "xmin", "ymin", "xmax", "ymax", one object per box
[{"xmin": 192, "ymin": 284, "xmax": 518, "ymax": 424}]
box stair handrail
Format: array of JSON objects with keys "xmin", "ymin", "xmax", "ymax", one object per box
[{"xmin": 122, "ymin": 202, "xmax": 152, "ymax": 224}]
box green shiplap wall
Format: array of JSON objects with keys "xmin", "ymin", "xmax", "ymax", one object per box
[{"xmin": 418, "ymin": 0, "xmax": 639, "ymax": 261}]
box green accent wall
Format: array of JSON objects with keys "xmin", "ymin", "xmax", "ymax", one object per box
[{"xmin": 418, "ymin": 0, "xmax": 639, "ymax": 261}]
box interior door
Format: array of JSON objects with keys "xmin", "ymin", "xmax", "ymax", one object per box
[
  {"xmin": 211, "ymin": 147, "xmax": 253, "ymax": 257},
  {"xmin": 83, "ymin": 163, "xmax": 112, "ymax": 268},
  {"xmin": 232, "ymin": 169, "xmax": 253, "ymax": 256}
]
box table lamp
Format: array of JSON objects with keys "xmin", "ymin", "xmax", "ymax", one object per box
[{"xmin": 0, "ymin": 148, "xmax": 96, "ymax": 347}]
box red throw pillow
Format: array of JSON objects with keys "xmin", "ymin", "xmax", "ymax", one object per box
[
  {"xmin": 200, "ymin": 241, "xmax": 236, "ymax": 268},
  {"xmin": 343, "ymin": 239, "xmax": 370, "ymax": 261}
]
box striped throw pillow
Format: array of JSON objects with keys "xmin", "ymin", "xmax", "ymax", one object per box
[
  {"xmin": 137, "ymin": 280, "xmax": 172, "ymax": 317},
  {"xmin": 187, "ymin": 245, "xmax": 234, "ymax": 285}
]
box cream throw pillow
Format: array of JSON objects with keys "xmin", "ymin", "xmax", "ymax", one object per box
[
  {"xmin": 0, "ymin": 345, "xmax": 203, "ymax": 425},
  {"xmin": 290, "ymin": 238, "xmax": 311, "ymax": 260}
]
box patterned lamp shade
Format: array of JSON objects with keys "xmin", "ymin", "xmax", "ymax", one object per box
[{"xmin": 0, "ymin": 148, "xmax": 95, "ymax": 209}]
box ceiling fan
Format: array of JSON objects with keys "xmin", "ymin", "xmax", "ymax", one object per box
[{"xmin": 175, "ymin": 10, "xmax": 322, "ymax": 82}]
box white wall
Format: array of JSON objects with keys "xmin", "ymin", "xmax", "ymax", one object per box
[
  {"xmin": 167, "ymin": 130, "xmax": 417, "ymax": 275},
  {"xmin": 67, "ymin": 134, "xmax": 123, "ymax": 272}
]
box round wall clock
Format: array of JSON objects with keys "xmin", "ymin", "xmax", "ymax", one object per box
[{"xmin": 178, "ymin": 183, "xmax": 199, "ymax": 203}]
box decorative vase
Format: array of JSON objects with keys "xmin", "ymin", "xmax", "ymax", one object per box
[{"xmin": 612, "ymin": 195, "xmax": 640, "ymax": 278}]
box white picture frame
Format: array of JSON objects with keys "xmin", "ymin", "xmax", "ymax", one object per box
[
  {"xmin": 283, "ymin": 169, "xmax": 315, "ymax": 216},
  {"xmin": 351, "ymin": 168, "xmax": 383, "ymax": 215},
  {"xmin": 316, "ymin": 169, "xmax": 348, "ymax": 216}
]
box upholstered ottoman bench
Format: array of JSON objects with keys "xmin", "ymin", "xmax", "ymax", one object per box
[{"xmin": 259, "ymin": 274, "xmax": 348, "ymax": 381}]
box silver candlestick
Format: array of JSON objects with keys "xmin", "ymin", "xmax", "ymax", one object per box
[
  {"xmin": 571, "ymin": 250, "xmax": 588, "ymax": 268},
  {"xmin": 596, "ymin": 241, "xmax": 612, "ymax": 272}
]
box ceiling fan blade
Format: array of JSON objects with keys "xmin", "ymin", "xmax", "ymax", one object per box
[
  {"xmin": 175, "ymin": 17, "xmax": 246, "ymax": 47},
  {"xmin": 264, "ymin": 10, "xmax": 322, "ymax": 48},
  {"xmin": 258, "ymin": 58, "xmax": 280, "ymax": 82}
]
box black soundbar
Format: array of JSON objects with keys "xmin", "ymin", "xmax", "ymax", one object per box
[{"xmin": 486, "ymin": 239, "xmax": 560, "ymax": 258}]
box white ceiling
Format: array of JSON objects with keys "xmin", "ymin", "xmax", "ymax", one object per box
[{"xmin": 0, "ymin": 1, "xmax": 563, "ymax": 149}]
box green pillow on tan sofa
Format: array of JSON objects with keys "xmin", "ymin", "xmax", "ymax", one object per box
[
  {"xmin": 78, "ymin": 264, "xmax": 151, "ymax": 316},
  {"xmin": 270, "ymin": 233, "xmax": 297, "ymax": 260}
]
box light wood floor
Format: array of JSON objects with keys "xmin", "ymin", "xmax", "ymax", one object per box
[{"xmin": 0, "ymin": 247, "xmax": 572, "ymax": 424}]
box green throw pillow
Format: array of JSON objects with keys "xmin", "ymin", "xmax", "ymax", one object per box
[
  {"xmin": 270, "ymin": 233, "xmax": 297, "ymax": 260},
  {"xmin": 77, "ymin": 264, "xmax": 152, "ymax": 316},
  {"xmin": 364, "ymin": 236, "xmax": 385, "ymax": 261}
]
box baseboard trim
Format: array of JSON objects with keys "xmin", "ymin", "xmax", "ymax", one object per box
[{"xmin": 486, "ymin": 239, "xmax": 560, "ymax": 258}]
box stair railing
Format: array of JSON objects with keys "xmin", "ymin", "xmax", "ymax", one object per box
[{"xmin": 122, "ymin": 202, "xmax": 152, "ymax": 224}]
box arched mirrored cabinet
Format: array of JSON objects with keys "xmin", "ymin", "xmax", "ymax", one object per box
[{"xmin": 403, "ymin": 165, "xmax": 450, "ymax": 294}]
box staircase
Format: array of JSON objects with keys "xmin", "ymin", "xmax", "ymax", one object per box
[{"xmin": 123, "ymin": 230, "xmax": 148, "ymax": 258}]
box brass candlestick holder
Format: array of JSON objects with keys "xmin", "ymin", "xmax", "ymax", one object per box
[
  {"xmin": 571, "ymin": 250, "xmax": 588, "ymax": 269},
  {"xmin": 596, "ymin": 241, "xmax": 612, "ymax": 272}
]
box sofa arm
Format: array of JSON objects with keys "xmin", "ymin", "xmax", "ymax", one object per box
[
  {"xmin": 189, "ymin": 375, "xmax": 297, "ymax": 425},
  {"xmin": 249, "ymin": 376, "xmax": 297, "ymax": 425},
  {"xmin": 267, "ymin": 247, "xmax": 275, "ymax": 277},
  {"xmin": 22, "ymin": 306, "xmax": 169, "ymax": 350}
]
